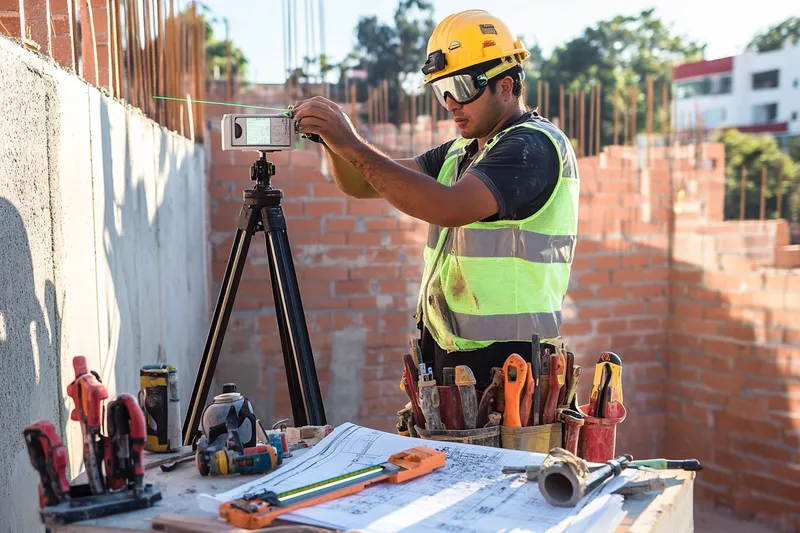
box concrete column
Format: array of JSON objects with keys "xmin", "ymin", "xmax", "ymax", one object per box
[
  {"xmin": 21, "ymin": 0, "xmax": 50, "ymax": 54},
  {"xmin": 49, "ymin": 0, "xmax": 75, "ymax": 70},
  {"xmin": 79, "ymin": 0, "xmax": 112, "ymax": 91},
  {"xmin": 0, "ymin": 0, "xmax": 22, "ymax": 39}
]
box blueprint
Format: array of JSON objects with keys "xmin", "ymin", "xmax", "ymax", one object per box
[{"xmin": 197, "ymin": 423, "xmax": 632, "ymax": 533}]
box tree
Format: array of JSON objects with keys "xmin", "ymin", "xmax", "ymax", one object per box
[
  {"xmin": 714, "ymin": 129, "xmax": 799, "ymax": 222},
  {"xmin": 195, "ymin": 2, "xmax": 249, "ymax": 83},
  {"xmin": 747, "ymin": 17, "xmax": 800, "ymax": 53},
  {"xmin": 349, "ymin": 0, "xmax": 435, "ymax": 123},
  {"xmin": 522, "ymin": 9, "xmax": 705, "ymax": 147}
]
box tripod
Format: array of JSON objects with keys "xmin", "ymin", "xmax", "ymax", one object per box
[{"xmin": 182, "ymin": 151, "xmax": 327, "ymax": 447}]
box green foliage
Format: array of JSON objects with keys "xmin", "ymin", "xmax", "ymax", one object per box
[
  {"xmin": 348, "ymin": 0, "xmax": 435, "ymax": 123},
  {"xmin": 747, "ymin": 17, "xmax": 800, "ymax": 52},
  {"xmin": 714, "ymin": 129, "xmax": 799, "ymax": 222},
  {"xmin": 195, "ymin": 2, "xmax": 249, "ymax": 82},
  {"xmin": 523, "ymin": 9, "xmax": 705, "ymax": 146}
]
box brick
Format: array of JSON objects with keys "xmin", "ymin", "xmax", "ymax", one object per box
[
  {"xmin": 621, "ymin": 253, "xmax": 650, "ymax": 267},
  {"xmin": 578, "ymin": 306, "xmax": 611, "ymax": 319},
  {"xmin": 365, "ymin": 218, "xmax": 399, "ymax": 231},
  {"xmin": 324, "ymin": 217, "xmax": 356, "ymax": 232},
  {"xmin": 580, "ymin": 271, "xmax": 610, "ymax": 285},
  {"xmin": 305, "ymin": 200, "xmax": 345, "ymax": 216},
  {"xmin": 670, "ymin": 268, "xmax": 704, "ymax": 284},
  {"xmin": 571, "ymin": 256, "xmax": 591, "ymax": 270},
  {"xmin": 611, "ymin": 269, "xmax": 644, "ymax": 283},
  {"xmin": 379, "ymin": 279, "xmax": 409, "ymax": 294},
  {"xmin": 628, "ymin": 285, "xmax": 664, "ymax": 299},
  {"xmin": 715, "ymin": 412, "xmax": 782, "ymax": 441},
  {"xmin": 647, "ymin": 300, "xmax": 669, "ymax": 315},
  {"xmin": 350, "ymin": 266, "xmax": 397, "ymax": 279},
  {"xmin": 348, "ymin": 201, "xmax": 386, "ymax": 215},
  {"xmin": 593, "ymin": 255, "xmax": 619, "ymax": 269},
  {"xmin": 644, "ymin": 268, "xmax": 669, "ymax": 282},
  {"xmin": 325, "ymin": 248, "xmax": 363, "ymax": 261},
  {"xmin": 596, "ymin": 286, "xmax": 627, "ymax": 299},
  {"xmin": 596, "ymin": 319, "xmax": 628, "ymax": 334},
  {"xmin": 389, "ymin": 231, "xmax": 426, "ymax": 245},
  {"xmin": 291, "ymin": 233, "xmax": 347, "ymax": 245},
  {"xmin": 559, "ymin": 321, "xmax": 593, "ymax": 336},
  {"xmin": 335, "ymin": 280, "xmax": 371, "ymax": 295},
  {"xmin": 613, "ymin": 301, "xmax": 645, "ymax": 315},
  {"xmin": 629, "ymin": 317, "xmax": 661, "ymax": 331},
  {"xmin": 350, "ymin": 297, "xmax": 378, "ymax": 309},
  {"xmin": 302, "ymin": 266, "xmax": 348, "ymax": 281},
  {"xmin": 367, "ymin": 247, "xmax": 404, "ymax": 263},
  {"xmin": 401, "ymin": 265, "xmax": 423, "ymax": 278},
  {"xmin": 347, "ymin": 232, "xmax": 382, "ymax": 246}
]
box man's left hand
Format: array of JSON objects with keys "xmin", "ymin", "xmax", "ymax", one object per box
[{"xmin": 293, "ymin": 96, "xmax": 360, "ymax": 156}]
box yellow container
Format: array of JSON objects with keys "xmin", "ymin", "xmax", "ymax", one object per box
[
  {"xmin": 500, "ymin": 423, "xmax": 562, "ymax": 453},
  {"xmin": 414, "ymin": 425, "xmax": 501, "ymax": 448}
]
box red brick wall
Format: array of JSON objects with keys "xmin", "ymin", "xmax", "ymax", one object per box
[{"xmin": 202, "ymin": 85, "xmax": 799, "ymax": 532}]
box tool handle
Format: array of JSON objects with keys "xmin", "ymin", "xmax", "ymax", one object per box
[
  {"xmin": 519, "ymin": 363, "xmax": 534, "ymax": 427},
  {"xmin": 476, "ymin": 368, "xmax": 504, "ymax": 428},
  {"xmin": 457, "ymin": 385, "xmax": 478, "ymax": 430},
  {"xmin": 67, "ymin": 356, "xmax": 108, "ymax": 427},
  {"xmin": 531, "ymin": 351, "xmax": 541, "ymax": 425},
  {"xmin": 23, "ymin": 420, "xmax": 71, "ymax": 507},
  {"xmin": 542, "ymin": 354, "xmax": 561, "ymax": 425},
  {"xmin": 402, "ymin": 354, "xmax": 426, "ymax": 429},
  {"xmin": 437, "ymin": 385, "xmax": 464, "ymax": 430},
  {"xmin": 502, "ymin": 354, "xmax": 527, "ymax": 428},
  {"xmin": 418, "ymin": 382, "xmax": 444, "ymax": 431}
]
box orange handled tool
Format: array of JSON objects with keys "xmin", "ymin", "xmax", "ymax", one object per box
[
  {"xmin": 502, "ymin": 354, "xmax": 528, "ymax": 428},
  {"xmin": 219, "ymin": 446, "xmax": 446, "ymax": 529}
]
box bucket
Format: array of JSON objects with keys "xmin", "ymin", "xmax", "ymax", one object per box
[
  {"xmin": 414, "ymin": 424, "xmax": 501, "ymax": 448},
  {"xmin": 501, "ymin": 423, "xmax": 562, "ymax": 453},
  {"xmin": 577, "ymin": 403, "xmax": 627, "ymax": 463}
]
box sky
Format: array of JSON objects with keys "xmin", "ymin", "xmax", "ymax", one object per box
[{"xmin": 197, "ymin": 0, "xmax": 798, "ymax": 85}]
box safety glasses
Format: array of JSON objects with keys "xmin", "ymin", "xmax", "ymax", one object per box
[{"xmin": 429, "ymin": 57, "xmax": 522, "ymax": 107}]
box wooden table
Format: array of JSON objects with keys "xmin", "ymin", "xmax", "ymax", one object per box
[{"xmin": 45, "ymin": 448, "xmax": 695, "ymax": 533}]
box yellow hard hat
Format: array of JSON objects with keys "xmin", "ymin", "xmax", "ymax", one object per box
[{"xmin": 420, "ymin": 9, "xmax": 530, "ymax": 87}]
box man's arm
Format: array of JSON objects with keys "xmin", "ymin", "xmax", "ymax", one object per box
[
  {"xmin": 338, "ymin": 143, "xmax": 499, "ymax": 227},
  {"xmin": 323, "ymin": 145, "xmax": 421, "ymax": 199}
]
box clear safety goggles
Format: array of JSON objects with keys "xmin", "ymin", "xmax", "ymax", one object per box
[{"xmin": 429, "ymin": 57, "xmax": 522, "ymax": 107}]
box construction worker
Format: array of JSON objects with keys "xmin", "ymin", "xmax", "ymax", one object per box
[{"xmin": 293, "ymin": 9, "xmax": 579, "ymax": 391}]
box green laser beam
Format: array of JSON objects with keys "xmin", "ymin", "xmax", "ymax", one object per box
[{"xmin": 153, "ymin": 95, "xmax": 290, "ymax": 112}]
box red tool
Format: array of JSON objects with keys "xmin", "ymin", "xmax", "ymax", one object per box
[
  {"xmin": 402, "ymin": 353, "xmax": 426, "ymax": 429},
  {"xmin": 220, "ymin": 447, "xmax": 446, "ymax": 529},
  {"xmin": 25, "ymin": 356, "xmax": 162, "ymax": 525},
  {"xmin": 530, "ymin": 348, "xmax": 542, "ymax": 426},
  {"xmin": 543, "ymin": 352, "xmax": 565, "ymax": 425},
  {"xmin": 23, "ymin": 420, "xmax": 71, "ymax": 508},
  {"xmin": 66, "ymin": 355, "xmax": 109, "ymax": 494},
  {"xmin": 437, "ymin": 385, "xmax": 465, "ymax": 430},
  {"xmin": 560, "ymin": 347, "xmax": 574, "ymax": 407},
  {"xmin": 104, "ymin": 393, "xmax": 147, "ymax": 493},
  {"xmin": 502, "ymin": 354, "xmax": 528, "ymax": 427},
  {"xmin": 558, "ymin": 408, "xmax": 584, "ymax": 455}
]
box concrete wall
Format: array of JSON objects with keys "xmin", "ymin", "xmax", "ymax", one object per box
[{"xmin": 0, "ymin": 36, "xmax": 209, "ymax": 532}]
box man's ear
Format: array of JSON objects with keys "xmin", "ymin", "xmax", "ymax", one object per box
[{"xmin": 500, "ymin": 76, "xmax": 515, "ymax": 101}]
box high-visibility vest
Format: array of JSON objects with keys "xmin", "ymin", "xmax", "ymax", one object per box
[{"xmin": 415, "ymin": 116, "xmax": 580, "ymax": 352}]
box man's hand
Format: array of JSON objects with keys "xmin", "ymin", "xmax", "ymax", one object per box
[{"xmin": 293, "ymin": 96, "xmax": 360, "ymax": 156}]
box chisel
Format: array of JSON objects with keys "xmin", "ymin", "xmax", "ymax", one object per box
[
  {"xmin": 417, "ymin": 365, "xmax": 444, "ymax": 431},
  {"xmin": 543, "ymin": 352, "xmax": 565, "ymax": 425}
]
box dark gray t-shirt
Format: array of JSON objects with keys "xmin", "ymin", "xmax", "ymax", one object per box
[{"xmin": 413, "ymin": 111, "xmax": 560, "ymax": 221}]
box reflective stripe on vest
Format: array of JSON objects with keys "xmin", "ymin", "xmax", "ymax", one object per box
[{"xmin": 417, "ymin": 116, "xmax": 579, "ymax": 351}]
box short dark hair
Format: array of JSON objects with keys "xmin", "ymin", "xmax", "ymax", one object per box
[{"xmin": 481, "ymin": 58, "xmax": 524, "ymax": 97}]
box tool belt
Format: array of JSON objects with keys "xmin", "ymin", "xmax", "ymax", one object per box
[{"xmin": 396, "ymin": 336, "xmax": 627, "ymax": 459}]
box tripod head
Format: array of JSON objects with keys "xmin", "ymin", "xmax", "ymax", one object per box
[{"xmin": 250, "ymin": 151, "xmax": 276, "ymax": 190}]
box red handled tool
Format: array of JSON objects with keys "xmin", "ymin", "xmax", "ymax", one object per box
[
  {"xmin": 66, "ymin": 356, "xmax": 109, "ymax": 494},
  {"xmin": 23, "ymin": 420, "xmax": 71, "ymax": 508},
  {"xmin": 543, "ymin": 351, "xmax": 565, "ymax": 424},
  {"xmin": 402, "ymin": 353, "xmax": 426, "ymax": 429},
  {"xmin": 476, "ymin": 367, "xmax": 504, "ymax": 428},
  {"xmin": 25, "ymin": 356, "xmax": 162, "ymax": 525}
]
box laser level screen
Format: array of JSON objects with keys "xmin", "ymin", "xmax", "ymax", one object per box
[{"xmin": 245, "ymin": 117, "xmax": 271, "ymax": 145}]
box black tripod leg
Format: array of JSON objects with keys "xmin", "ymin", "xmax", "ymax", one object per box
[
  {"xmin": 182, "ymin": 205, "xmax": 260, "ymax": 446},
  {"xmin": 261, "ymin": 206, "xmax": 327, "ymax": 426}
]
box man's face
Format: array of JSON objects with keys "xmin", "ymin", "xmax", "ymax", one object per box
[{"xmin": 443, "ymin": 79, "xmax": 508, "ymax": 139}]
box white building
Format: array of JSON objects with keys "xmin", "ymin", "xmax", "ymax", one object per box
[{"xmin": 672, "ymin": 42, "xmax": 800, "ymax": 137}]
